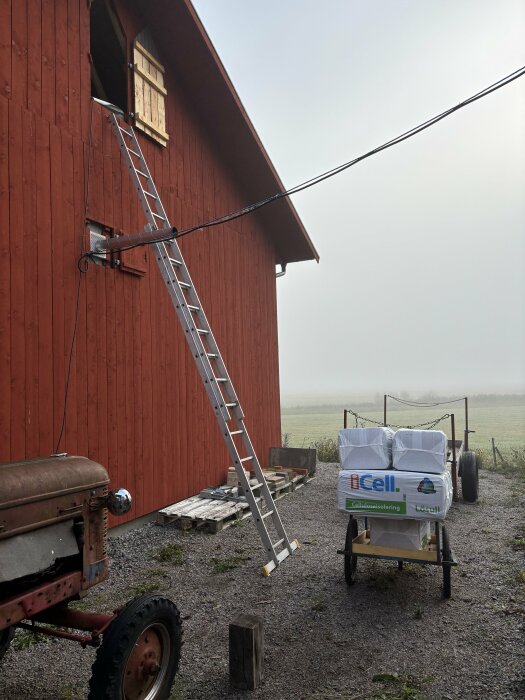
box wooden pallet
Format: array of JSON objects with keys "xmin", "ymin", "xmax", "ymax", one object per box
[
  {"xmin": 263, "ymin": 468, "xmax": 312, "ymax": 498},
  {"xmin": 157, "ymin": 469, "xmax": 313, "ymax": 532},
  {"xmin": 157, "ymin": 495, "xmax": 256, "ymax": 533},
  {"xmin": 290, "ymin": 472, "xmax": 313, "ymax": 492}
]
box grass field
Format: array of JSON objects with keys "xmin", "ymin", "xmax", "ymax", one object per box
[{"xmin": 281, "ymin": 396, "xmax": 525, "ymax": 451}]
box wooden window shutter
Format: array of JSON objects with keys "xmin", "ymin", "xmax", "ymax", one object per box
[{"xmin": 133, "ymin": 39, "xmax": 169, "ymax": 147}]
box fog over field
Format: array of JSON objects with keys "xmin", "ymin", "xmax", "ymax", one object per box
[{"xmin": 193, "ymin": 1, "xmax": 525, "ymax": 401}]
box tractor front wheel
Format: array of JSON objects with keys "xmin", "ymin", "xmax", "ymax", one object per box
[{"xmin": 88, "ymin": 594, "xmax": 182, "ymax": 700}]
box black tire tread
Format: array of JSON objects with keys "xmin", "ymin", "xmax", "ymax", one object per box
[
  {"xmin": 460, "ymin": 451, "xmax": 478, "ymax": 503},
  {"xmin": 442, "ymin": 525, "xmax": 451, "ymax": 599},
  {"xmin": 344, "ymin": 517, "xmax": 358, "ymax": 586},
  {"xmin": 88, "ymin": 594, "xmax": 182, "ymax": 700}
]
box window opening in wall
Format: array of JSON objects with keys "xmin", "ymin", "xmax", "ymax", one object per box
[{"xmin": 90, "ymin": 0, "xmax": 127, "ymax": 113}]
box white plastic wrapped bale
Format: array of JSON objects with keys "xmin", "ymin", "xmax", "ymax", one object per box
[
  {"xmin": 337, "ymin": 468, "xmax": 453, "ymax": 520},
  {"xmin": 338, "ymin": 427, "xmax": 394, "ymax": 471},
  {"xmin": 369, "ymin": 518, "xmax": 431, "ymax": 550},
  {"xmin": 392, "ymin": 429, "xmax": 448, "ymax": 474}
]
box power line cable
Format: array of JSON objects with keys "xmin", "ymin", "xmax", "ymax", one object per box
[
  {"xmin": 79, "ymin": 63, "xmax": 525, "ymax": 263},
  {"xmin": 55, "ymin": 99, "xmax": 94, "ymax": 454}
]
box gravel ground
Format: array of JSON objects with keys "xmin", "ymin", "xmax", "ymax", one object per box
[{"xmin": 1, "ymin": 464, "xmax": 524, "ymax": 700}]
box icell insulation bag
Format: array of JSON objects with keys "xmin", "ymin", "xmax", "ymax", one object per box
[
  {"xmin": 337, "ymin": 468, "xmax": 453, "ymax": 521},
  {"xmin": 338, "ymin": 427, "xmax": 394, "ymax": 471},
  {"xmin": 392, "ymin": 429, "xmax": 448, "ymax": 474}
]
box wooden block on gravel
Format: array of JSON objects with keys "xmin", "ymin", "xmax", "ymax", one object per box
[{"xmin": 229, "ymin": 614, "xmax": 264, "ymax": 690}]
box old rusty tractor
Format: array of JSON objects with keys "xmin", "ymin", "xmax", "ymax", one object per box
[{"xmin": 0, "ymin": 454, "xmax": 182, "ymax": 699}]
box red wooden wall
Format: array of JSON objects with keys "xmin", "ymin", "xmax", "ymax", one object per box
[{"xmin": 0, "ymin": 0, "xmax": 284, "ymax": 523}]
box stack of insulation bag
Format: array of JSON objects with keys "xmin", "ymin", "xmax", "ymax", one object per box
[{"xmin": 337, "ymin": 427, "xmax": 453, "ymax": 549}]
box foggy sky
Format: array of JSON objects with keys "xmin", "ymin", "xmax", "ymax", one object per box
[{"xmin": 192, "ymin": 0, "xmax": 525, "ymax": 401}]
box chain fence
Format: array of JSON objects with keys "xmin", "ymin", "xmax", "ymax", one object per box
[{"xmin": 344, "ymin": 409, "xmax": 451, "ymax": 431}]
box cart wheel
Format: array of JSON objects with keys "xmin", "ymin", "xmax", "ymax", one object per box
[
  {"xmin": 344, "ymin": 517, "xmax": 358, "ymax": 586},
  {"xmin": 0, "ymin": 627, "xmax": 14, "ymax": 661},
  {"xmin": 441, "ymin": 526, "xmax": 452, "ymax": 599},
  {"xmin": 460, "ymin": 451, "xmax": 478, "ymax": 503},
  {"xmin": 88, "ymin": 594, "xmax": 182, "ymax": 700}
]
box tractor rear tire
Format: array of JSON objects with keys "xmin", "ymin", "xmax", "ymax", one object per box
[
  {"xmin": 460, "ymin": 451, "xmax": 478, "ymax": 503},
  {"xmin": 88, "ymin": 594, "xmax": 182, "ymax": 700}
]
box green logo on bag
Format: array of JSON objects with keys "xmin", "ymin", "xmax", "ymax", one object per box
[{"xmin": 345, "ymin": 498, "xmax": 406, "ymax": 515}]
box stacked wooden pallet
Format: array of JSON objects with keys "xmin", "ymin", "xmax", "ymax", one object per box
[
  {"xmin": 156, "ymin": 494, "xmax": 254, "ymax": 533},
  {"xmin": 262, "ymin": 467, "xmax": 310, "ymax": 500},
  {"xmin": 156, "ymin": 467, "xmax": 312, "ymax": 532}
]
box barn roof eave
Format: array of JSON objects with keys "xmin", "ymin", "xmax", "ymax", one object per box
[{"xmin": 135, "ymin": 0, "xmax": 319, "ymax": 265}]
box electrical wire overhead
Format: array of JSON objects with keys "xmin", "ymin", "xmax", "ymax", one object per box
[{"xmin": 82, "ymin": 63, "xmax": 525, "ymax": 262}]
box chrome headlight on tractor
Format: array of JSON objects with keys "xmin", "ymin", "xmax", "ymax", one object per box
[{"xmin": 107, "ymin": 488, "xmax": 132, "ymax": 516}]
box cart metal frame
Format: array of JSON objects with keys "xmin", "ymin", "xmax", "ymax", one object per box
[{"xmin": 338, "ymin": 515, "xmax": 458, "ymax": 597}]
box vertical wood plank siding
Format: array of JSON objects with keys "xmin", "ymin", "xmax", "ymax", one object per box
[{"xmin": 0, "ymin": 1, "xmax": 283, "ymax": 524}]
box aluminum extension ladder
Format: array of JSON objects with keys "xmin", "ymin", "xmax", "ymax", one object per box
[{"xmin": 108, "ymin": 114, "xmax": 298, "ymax": 575}]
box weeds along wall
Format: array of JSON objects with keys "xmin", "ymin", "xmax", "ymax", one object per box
[{"xmin": 0, "ymin": 0, "xmax": 315, "ymax": 523}]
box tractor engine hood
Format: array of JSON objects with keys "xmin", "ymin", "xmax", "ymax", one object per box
[{"xmin": 0, "ymin": 455, "xmax": 109, "ymax": 540}]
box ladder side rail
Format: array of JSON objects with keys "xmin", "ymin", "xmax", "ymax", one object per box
[
  {"xmin": 153, "ymin": 240, "xmax": 233, "ymax": 420},
  {"xmin": 160, "ymin": 240, "xmax": 245, "ymax": 418},
  {"xmin": 111, "ymin": 115, "xmax": 240, "ymax": 422},
  {"xmin": 156, "ymin": 239, "xmax": 244, "ymax": 419},
  {"xmin": 110, "ymin": 116, "xmax": 229, "ymax": 418},
  {"xmin": 216, "ymin": 416, "xmax": 281, "ymax": 566},
  {"xmin": 238, "ymin": 424, "xmax": 294, "ymax": 550},
  {"xmin": 156, "ymin": 241, "xmax": 244, "ymax": 424},
  {"xmin": 152, "ymin": 241, "xmax": 231, "ymax": 419}
]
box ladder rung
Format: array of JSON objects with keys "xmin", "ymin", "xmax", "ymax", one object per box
[
  {"xmin": 188, "ymin": 305, "xmax": 200, "ymax": 312},
  {"xmin": 261, "ymin": 510, "xmax": 274, "ymax": 519},
  {"xmin": 169, "ymin": 257, "xmax": 182, "ymax": 267},
  {"xmin": 196, "ymin": 328, "xmax": 209, "ymax": 335},
  {"xmin": 225, "ymin": 402, "xmax": 237, "ymax": 408},
  {"xmin": 215, "ymin": 377, "xmax": 228, "ymax": 383},
  {"xmin": 144, "ymin": 191, "xmax": 158, "ymax": 200},
  {"xmin": 179, "ymin": 282, "xmax": 191, "ymax": 289},
  {"xmin": 240, "ymin": 456, "xmax": 253, "ymax": 463},
  {"xmin": 152, "ymin": 212, "xmax": 166, "ymax": 220},
  {"xmin": 135, "ymin": 169, "xmax": 150, "ymax": 179},
  {"xmin": 250, "ymin": 482, "xmax": 262, "ymax": 491},
  {"xmin": 230, "ymin": 430, "xmax": 244, "ymax": 436},
  {"xmin": 128, "ymin": 148, "xmax": 142, "ymax": 158},
  {"xmin": 272, "ymin": 538, "xmax": 285, "ymax": 549},
  {"xmin": 119, "ymin": 127, "xmax": 134, "ymax": 138},
  {"xmin": 207, "ymin": 353, "xmax": 218, "ymax": 359},
  {"xmin": 276, "ymin": 547, "xmax": 293, "ymax": 563}
]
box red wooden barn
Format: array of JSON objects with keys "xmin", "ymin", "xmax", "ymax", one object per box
[{"xmin": 0, "ymin": 0, "xmax": 318, "ymax": 523}]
